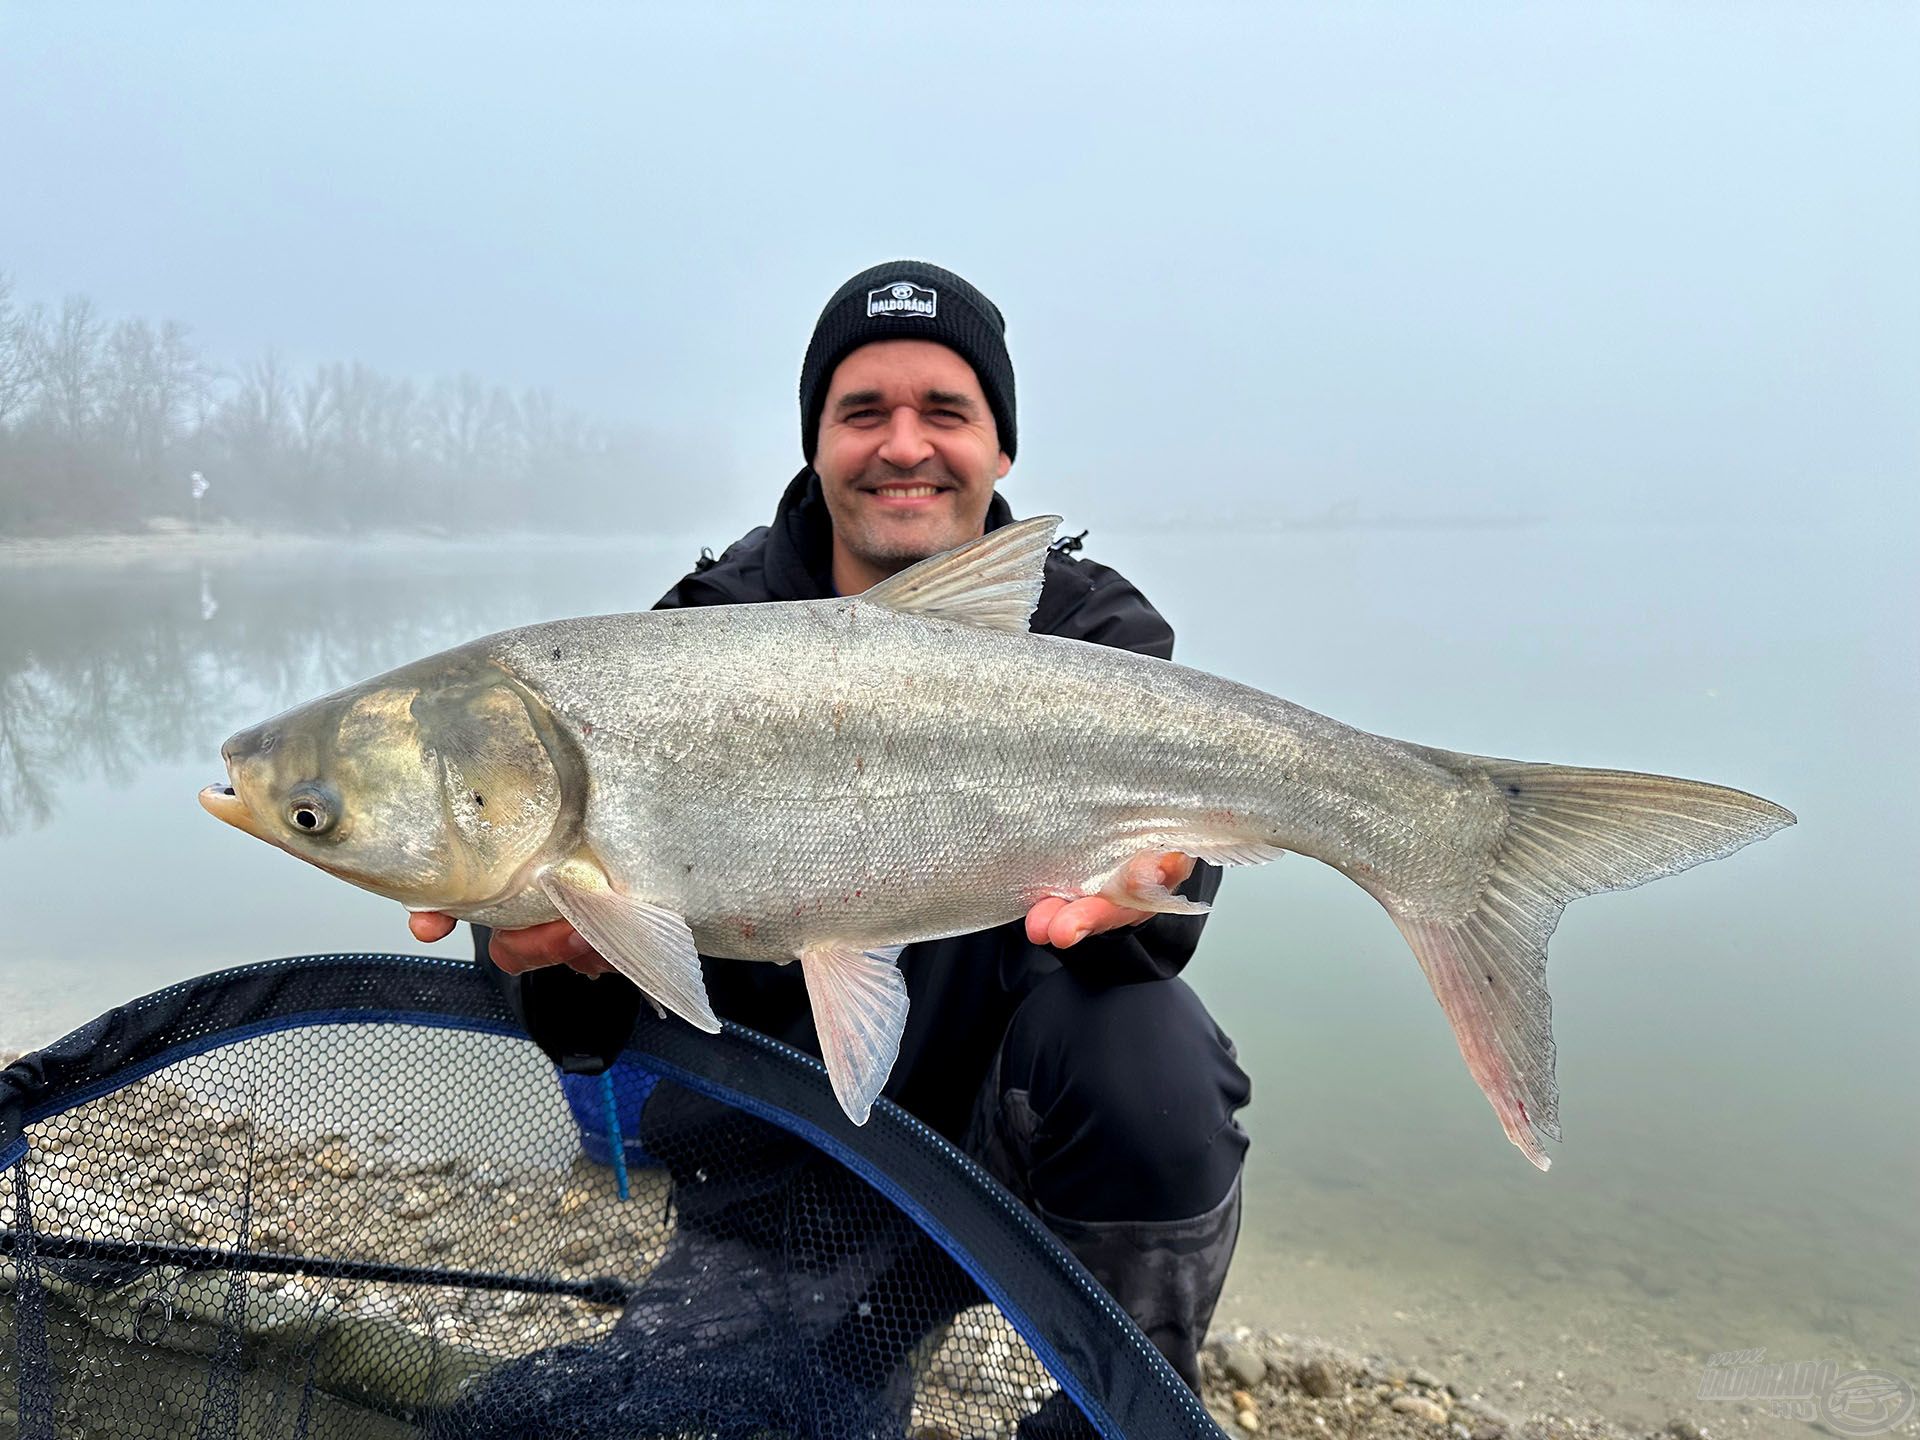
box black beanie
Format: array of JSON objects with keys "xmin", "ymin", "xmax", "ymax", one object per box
[{"xmin": 798, "ymin": 260, "xmax": 1016, "ymax": 462}]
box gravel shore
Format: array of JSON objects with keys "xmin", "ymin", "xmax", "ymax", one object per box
[
  {"xmin": 1192, "ymin": 1329, "xmax": 1743, "ymax": 1440},
  {"xmin": 0, "ymin": 1057, "xmax": 1811, "ymax": 1440}
]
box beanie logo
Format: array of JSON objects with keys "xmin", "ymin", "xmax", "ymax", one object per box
[{"xmin": 867, "ymin": 282, "xmax": 937, "ymax": 319}]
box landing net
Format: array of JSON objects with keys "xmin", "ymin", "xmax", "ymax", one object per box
[{"xmin": 0, "ymin": 955, "xmax": 1219, "ymax": 1439}]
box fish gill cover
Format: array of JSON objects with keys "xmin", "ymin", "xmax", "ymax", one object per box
[{"xmin": 0, "ymin": 955, "xmax": 1218, "ymax": 1440}]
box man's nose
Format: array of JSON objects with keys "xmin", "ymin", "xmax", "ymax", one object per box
[{"xmin": 876, "ymin": 408, "xmax": 934, "ymax": 467}]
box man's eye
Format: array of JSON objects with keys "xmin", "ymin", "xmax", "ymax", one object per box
[
  {"xmin": 927, "ymin": 410, "xmax": 965, "ymax": 424},
  {"xmin": 846, "ymin": 409, "xmax": 884, "ymax": 424}
]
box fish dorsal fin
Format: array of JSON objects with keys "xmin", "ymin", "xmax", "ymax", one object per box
[{"xmin": 860, "ymin": 514, "xmax": 1061, "ymax": 632}]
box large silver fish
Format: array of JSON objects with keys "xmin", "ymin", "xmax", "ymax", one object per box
[{"xmin": 201, "ymin": 517, "xmax": 1792, "ymax": 1165}]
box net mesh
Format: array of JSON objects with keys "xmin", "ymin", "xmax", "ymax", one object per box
[{"xmin": 0, "ymin": 960, "xmax": 1159, "ymax": 1440}]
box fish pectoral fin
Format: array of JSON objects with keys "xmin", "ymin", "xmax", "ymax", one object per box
[
  {"xmin": 538, "ymin": 861, "xmax": 720, "ymax": 1035},
  {"xmin": 1089, "ymin": 851, "xmax": 1214, "ymax": 915},
  {"xmin": 798, "ymin": 942, "xmax": 910, "ymax": 1126},
  {"xmin": 860, "ymin": 515, "xmax": 1059, "ymax": 633}
]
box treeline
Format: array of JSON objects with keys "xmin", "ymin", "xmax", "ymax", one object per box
[{"xmin": 0, "ymin": 273, "xmax": 719, "ymax": 537}]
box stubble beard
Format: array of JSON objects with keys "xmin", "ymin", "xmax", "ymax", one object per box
[{"xmin": 836, "ymin": 464, "xmax": 982, "ymax": 577}]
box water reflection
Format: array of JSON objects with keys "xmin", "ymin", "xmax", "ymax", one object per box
[
  {"xmin": 0, "ymin": 551, "xmax": 638, "ymax": 834},
  {"xmin": 0, "ymin": 526, "xmax": 1913, "ymax": 1429}
]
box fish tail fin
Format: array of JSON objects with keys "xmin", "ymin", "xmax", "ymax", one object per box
[{"xmin": 1378, "ymin": 753, "xmax": 1794, "ymax": 1170}]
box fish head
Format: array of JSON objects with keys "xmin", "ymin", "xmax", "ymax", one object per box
[{"xmin": 201, "ymin": 654, "xmax": 571, "ymax": 911}]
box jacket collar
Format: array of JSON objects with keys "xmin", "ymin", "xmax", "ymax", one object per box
[{"xmin": 763, "ymin": 467, "xmax": 1016, "ymax": 601}]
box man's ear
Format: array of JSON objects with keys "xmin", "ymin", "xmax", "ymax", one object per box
[{"xmin": 995, "ymin": 451, "xmax": 1012, "ymax": 480}]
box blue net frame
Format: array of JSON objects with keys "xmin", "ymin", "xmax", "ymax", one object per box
[{"xmin": 0, "ymin": 954, "xmax": 1225, "ymax": 1440}]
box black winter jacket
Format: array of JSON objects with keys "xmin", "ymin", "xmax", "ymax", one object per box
[{"xmin": 481, "ymin": 469, "xmax": 1221, "ymax": 1143}]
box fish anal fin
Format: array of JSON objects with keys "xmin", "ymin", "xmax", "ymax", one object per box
[
  {"xmin": 539, "ymin": 859, "xmax": 720, "ymax": 1035},
  {"xmin": 799, "ymin": 942, "xmax": 910, "ymax": 1125},
  {"xmin": 1175, "ymin": 838, "xmax": 1288, "ymax": 869},
  {"xmin": 1083, "ymin": 836, "xmax": 1291, "ymax": 916},
  {"xmin": 860, "ymin": 515, "xmax": 1059, "ymax": 632},
  {"xmin": 1086, "ymin": 851, "xmax": 1214, "ymax": 915}
]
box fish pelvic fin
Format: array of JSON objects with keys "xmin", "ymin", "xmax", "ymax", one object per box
[
  {"xmin": 799, "ymin": 942, "xmax": 910, "ymax": 1125},
  {"xmin": 861, "ymin": 515, "xmax": 1059, "ymax": 632},
  {"xmin": 1380, "ymin": 754, "xmax": 1794, "ymax": 1172},
  {"xmin": 539, "ymin": 859, "xmax": 721, "ymax": 1035}
]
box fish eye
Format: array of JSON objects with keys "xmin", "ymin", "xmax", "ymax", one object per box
[{"xmin": 285, "ymin": 786, "xmax": 337, "ymax": 837}]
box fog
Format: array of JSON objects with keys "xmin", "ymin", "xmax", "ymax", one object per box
[
  {"xmin": 2, "ymin": 2, "xmax": 1914, "ymax": 539},
  {"xmin": 3, "ymin": 9, "xmax": 1919, "ymax": 1422}
]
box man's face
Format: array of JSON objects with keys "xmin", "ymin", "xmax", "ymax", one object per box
[{"xmin": 814, "ymin": 339, "xmax": 1011, "ymax": 581}]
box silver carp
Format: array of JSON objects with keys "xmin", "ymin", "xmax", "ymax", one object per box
[{"xmin": 202, "ymin": 517, "xmax": 1793, "ymax": 1165}]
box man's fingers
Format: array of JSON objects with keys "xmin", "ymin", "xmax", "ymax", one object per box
[
  {"xmin": 409, "ymin": 911, "xmax": 457, "ymax": 943},
  {"xmin": 1025, "ymin": 896, "xmax": 1068, "ymax": 946},
  {"xmin": 489, "ymin": 919, "xmax": 604, "ymax": 976},
  {"xmin": 1045, "ymin": 895, "xmax": 1153, "ymax": 949}
]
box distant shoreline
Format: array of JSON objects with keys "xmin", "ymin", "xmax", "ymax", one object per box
[
  {"xmin": 0, "ymin": 525, "xmax": 338, "ymax": 566},
  {"xmin": 0, "ymin": 524, "xmax": 703, "ymax": 567}
]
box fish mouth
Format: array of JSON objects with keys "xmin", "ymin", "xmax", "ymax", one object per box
[{"xmin": 200, "ymin": 779, "xmax": 267, "ymax": 839}]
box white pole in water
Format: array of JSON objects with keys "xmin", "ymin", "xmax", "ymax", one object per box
[{"xmin": 190, "ymin": 471, "xmax": 209, "ymax": 530}]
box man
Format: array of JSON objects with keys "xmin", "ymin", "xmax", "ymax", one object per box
[{"xmin": 410, "ymin": 261, "xmax": 1250, "ymax": 1404}]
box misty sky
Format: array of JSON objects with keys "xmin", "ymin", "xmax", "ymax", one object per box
[{"xmin": 3, "ymin": 2, "xmax": 1914, "ymax": 533}]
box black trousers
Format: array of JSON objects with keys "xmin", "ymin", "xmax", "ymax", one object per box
[
  {"xmin": 482, "ymin": 933, "xmax": 1251, "ymax": 1392},
  {"xmin": 969, "ymin": 966, "xmax": 1251, "ymax": 1391}
]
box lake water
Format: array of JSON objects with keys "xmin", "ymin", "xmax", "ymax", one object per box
[{"xmin": 1, "ymin": 521, "xmax": 1914, "ymax": 1434}]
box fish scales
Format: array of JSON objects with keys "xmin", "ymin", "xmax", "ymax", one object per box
[{"xmin": 488, "ymin": 599, "xmax": 1488, "ymax": 964}]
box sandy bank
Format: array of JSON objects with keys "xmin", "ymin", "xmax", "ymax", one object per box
[{"xmin": 0, "ymin": 524, "xmax": 336, "ymax": 567}]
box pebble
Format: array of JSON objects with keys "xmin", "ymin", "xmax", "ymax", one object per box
[
  {"xmin": 1666, "ymin": 1421, "xmax": 1704, "ymax": 1440},
  {"xmin": 559, "ymin": 1234, "xmax": 598, "ymax": 1264},
  {"xmin": 1455, "ymin": 1399, "xmax": 1514, "ymax": 1429},
  {"xmin": 1234, "ymin": 1409, "xmax": 1260, "ymax": 1434},
  {"xmin": 1299, "ymin": 1358, "xmax": 1341, "ymax": 1398},
  {"xmin": 421, "ymin": 1220, "xmax": 455, "ymax": 1255},
  {"xmin": 1391, "ymin": 1395, "xmax": 1451, "ymax": 1426},
  {"xmin": 313, "ymin": 1143, "xmax": 357, "ymax": 1178},
  {"xmin": 396, "ymin": 1188, "xmax": 444, "ymax": 1221},
  {"xmin": 1409, "ymin": 1365, "xmax": 1445, "ymax": 1390},
  {"xmin": 1230, "ymin": 1388, "xmax": 1254, "ymax": 1412},
  {"xmin": 1223, "ymin": 1345, "xmax": 1268, "ymax": 1389}
]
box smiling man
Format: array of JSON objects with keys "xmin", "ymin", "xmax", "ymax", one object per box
[
  {"xmin": 812, "ymin": 337, "xmax": 1009, "ymax": 593},
  {"xmin": 412, "ymin": 262, "xmax": 1250, "ymax": 1422}
]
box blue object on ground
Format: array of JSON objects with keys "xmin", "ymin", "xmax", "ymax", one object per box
[
  {"xmin": 600, "ymin": 1070, "xmax": 631, "ymax": 1200},
  {"xmin": 559, "ymin": 1060, "xmax": 660, "ymax": 1170}
]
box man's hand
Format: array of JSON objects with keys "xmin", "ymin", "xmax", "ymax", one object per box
[
  {"xmin": 406, "ymin": 911, "xmax": 614, "ymax": 977},
  {"xmin": 1024, "ymin": 852, "xmax": 1197, "ymax": 949},
  {"xmin": 406, "ymin": 852, "xmax": 1197, "ymax": 972}
]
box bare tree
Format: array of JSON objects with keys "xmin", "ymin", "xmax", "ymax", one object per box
[
  {"xmin": 0, "ymin": 273, "xmax": 39, "ymax": 430},
  {"xmin": 31, "ymin": 295, "xmax": 106, "ymax": 443},
  {"xmin": 101, "ymin": 317, "xmax": 208, "ymax": 514},
  {"xmin": 0, "ymin": 278, "xmax": 720, "ymax": 537}
]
